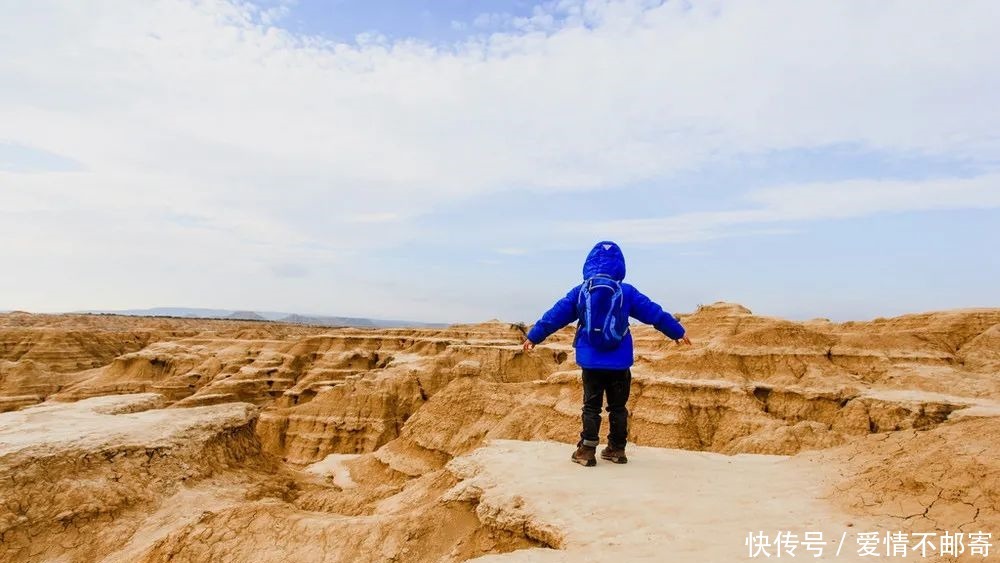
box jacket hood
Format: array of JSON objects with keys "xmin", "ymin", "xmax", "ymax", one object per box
[{"xmin": 582, "ymin": 241, "xmax": 626, "ymax": 281}]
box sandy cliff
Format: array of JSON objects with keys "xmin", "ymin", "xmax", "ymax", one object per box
[{"xmin": 0, "ymin": 304, "xmax": 997, "ymax": 561}]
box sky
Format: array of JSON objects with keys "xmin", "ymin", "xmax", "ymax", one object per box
[{"xmin": 1, "ymin": 0, "xmax": 998, "ymax": 323}]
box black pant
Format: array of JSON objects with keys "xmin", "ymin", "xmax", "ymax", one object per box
[{"xmin": 579, "ymin": 368, "xmax": 631, "ymax": 449}]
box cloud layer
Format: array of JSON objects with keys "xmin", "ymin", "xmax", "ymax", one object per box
[
  {"xmin": 1, "ymin": 0, "xmax": 998, "ymax": 319},
  {"xmin": 582, "ymin": 173, "xmax": 1000, "ymax": 244}
]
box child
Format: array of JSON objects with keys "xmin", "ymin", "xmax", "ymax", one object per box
[{"xmin": 522, "ymin": 241, "xmax": 691, "ymax": 466}]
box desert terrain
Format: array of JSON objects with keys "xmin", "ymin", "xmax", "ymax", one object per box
[{"xmin": 0, "ymin": 303, "xmax": 997, "ymax": 562}]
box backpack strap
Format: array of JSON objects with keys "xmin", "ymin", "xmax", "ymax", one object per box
[{"xmin": 604, "ymin": 281, "xmax": 626, "ymax": 340}]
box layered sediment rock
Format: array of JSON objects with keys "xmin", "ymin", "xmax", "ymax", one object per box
[{"xmin": 0, "ymin": 305, "xmax": 997, "ymax": 562}]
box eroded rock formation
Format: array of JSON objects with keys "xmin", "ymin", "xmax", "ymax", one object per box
[{"xmin": 0, "ymin": 304, "xmax": 997, "ymax": 561}]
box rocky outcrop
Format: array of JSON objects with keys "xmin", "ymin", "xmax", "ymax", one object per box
[
  {"xmin": 0, "ymin": 395, "xmax": 279, "ymax": 562},
  {"xmin": 0, "ymin": 395, "xmax": 542, "ymax": 563}
]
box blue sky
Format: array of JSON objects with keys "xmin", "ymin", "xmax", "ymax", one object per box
[
  {"xmin": 273, "ymin": 0, "xmax": 539, "ymax": 42},
  {"xmin": 1, "ymin": 0, "xmax": 998, "ymax": 323}
]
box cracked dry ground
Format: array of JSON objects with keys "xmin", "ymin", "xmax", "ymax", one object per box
[{"xmin": 0, "ymin": 303, "xmax": 998, "ymax": 562}]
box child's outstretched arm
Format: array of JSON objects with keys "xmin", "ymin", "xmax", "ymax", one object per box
[
  {"xmin": 523, "ymin": 285, "xmax": 581, "ymax": 350},
  {"xmin": 629, "ymin": 288, "xmax": 691, "ymax": 344}
]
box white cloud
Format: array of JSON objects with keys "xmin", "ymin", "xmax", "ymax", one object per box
[
  {"xmin": 0, "ymin": 0, "xmax": 998, "ymax": 317},
  {"xmin": 3, "ymin": 0, "xmax": 998, "ymax": 197},
  {"xmin": 576, "ymin": 173, "xmax": 1000, "ymax": 244}
]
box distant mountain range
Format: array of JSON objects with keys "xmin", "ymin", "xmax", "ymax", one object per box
[
  {"xmin": 75, "ymin": 307, "xmax": 446, "ymax": 328},
  {"xmin": 227, "ymin": 311, "xmax": 266, "ymax": 321}
]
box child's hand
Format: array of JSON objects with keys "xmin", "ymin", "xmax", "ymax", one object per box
[
  {"xmin": 522, "ymin": 339, "xmax": 535, "ymax": 351},
  {"xmin": 674, "ymin": 336, "xmax": 692, "ymax": 346}
]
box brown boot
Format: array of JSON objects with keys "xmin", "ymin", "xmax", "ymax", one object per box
[
  {"xmin": 571, "ymin": 444, "xmax": 597, "ymax": 467},
  {"xmin": 600, "ymin": 446, "xmax": 628, "ymax": 464}
]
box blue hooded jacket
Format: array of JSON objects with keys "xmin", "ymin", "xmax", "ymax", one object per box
[{"xmin": 525, "ymin": 241, "xmax": 685, "ymax": 370}]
